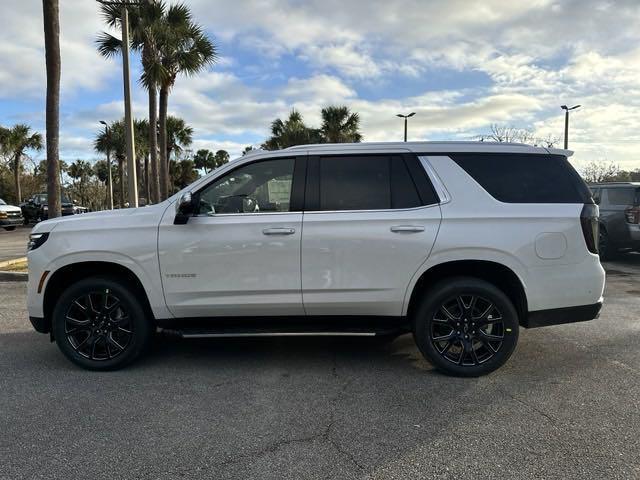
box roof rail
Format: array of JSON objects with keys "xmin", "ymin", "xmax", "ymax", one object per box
[{"xmin": 284, "ymin": 141, "xmax": 534, "ymax": 151}]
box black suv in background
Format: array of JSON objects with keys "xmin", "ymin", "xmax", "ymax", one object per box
[
  {"xmin": 21, "ymin": 193, "xmax": 75, "ymax": 224},
  {"xmin": 590, "ymin": 182, "xmax": 640, "ymax": 259}
]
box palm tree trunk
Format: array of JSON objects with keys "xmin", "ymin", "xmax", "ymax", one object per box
[
  {"xmin": 118, "ymin": 157, "xmax": 125, "ymax": 207},
  {"xmin": 158, "ymin": 86, "xmax": 169, "ymax": 200},
  {"xmin": 144, "ymin": 153, "xmax": 150, "ymax": 203},
  {"xmin": 43, "ymin": 0, "xmax": 61, "ymax": 218},
  {"xmin": 148, "ymin": 86, "xmax": 160, "ymax": 203},
  {"xmin": 13, "ymin": 154, "xmax": 21, "ymax": 203}
]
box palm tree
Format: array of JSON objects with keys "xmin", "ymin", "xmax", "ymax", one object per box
[
  {"xmin": 320, "ymin": 106, "xmax": 362, "ymax": 143},
  {"xmin": 262, "ymin": 110, "xmax": 320, "ymax": 150},
  {"xmin": 43, "ymin": 0, "xmax": 61, "ymax": 217},
  {"xmin": 1, "ymin": 125, "xmax": 43, "ymax": 203},
  {"xmin": 97, "ymin": 0, "xmax": 165, "ymax": 204},
  {"xmin": 95, "ymin": 120, "xmax": 126, "ymax": 207},
  {"xmin": 156, "ymin": 6, "xmax": 217, "ymax": 199},
  {"xmin": 133, "ymin": 118, "xmax": 150, "ymax": 200},
  {"xmin": 68, "ymin": 159, "xmax": 93, "ymax": 206},
  {"xmin": 165, "ymin": 116, "xmax": 193, "ymax": 194},
  {"xmin": 193, "ymin": 148, "xmax": 214, "ymax": 173},
  {"xmin": 214, "ymin": 149, "xmax": 230, "ymax": 168}
]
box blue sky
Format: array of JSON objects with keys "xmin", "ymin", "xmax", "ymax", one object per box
[{"xmin": 1, "ymin": 0, "xmax": 640, "ymax": 170}]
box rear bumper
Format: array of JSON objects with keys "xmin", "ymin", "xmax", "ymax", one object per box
[{"xmin": 523, "ymin": 302, "xmax": 602, "ymax": 328}]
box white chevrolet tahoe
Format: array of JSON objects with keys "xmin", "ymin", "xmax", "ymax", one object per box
[{"xmin": 26, "ymin": 142, "xmax": 605, "ymax": 376}]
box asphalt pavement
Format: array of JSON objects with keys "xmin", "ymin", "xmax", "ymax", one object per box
[
  {"xmin": 1, "ymin": 257, "xmax": 639, "ymax": 479},
  {"xmin": 0, "ymin": 225, "xmax": 30, "ymax": 262}
]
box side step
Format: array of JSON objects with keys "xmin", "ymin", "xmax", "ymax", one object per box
[{"xmin": 157, "ymin": 316, "xmax": 410, "ymax": 339}]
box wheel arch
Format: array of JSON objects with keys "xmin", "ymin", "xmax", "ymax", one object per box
[
  {"xmin": 405, "ymin": 260, "xmax": 528, "ymax": 325},
  {"xmin": 43, "ymin": 261, "xmax": 156, "ymax": 337}
]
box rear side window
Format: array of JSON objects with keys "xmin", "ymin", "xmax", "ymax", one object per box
[
  {"xmin": 316, "ymin": 155, "xmax": 431, "ymax": 211},
  {"xmin": 605, "ymin": 188, "xmax": 639, "ymax": 206},
  {"xmin": 450, "ymin": 153, "xmax": 592, "ymax": 203}
]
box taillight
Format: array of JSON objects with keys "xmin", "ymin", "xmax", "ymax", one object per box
[
  {"xmin": 580, "ymin": 203, "xmax": 599, "ymax": 254},
  {"xmin": 624, "ymin": 206, "xmax": 640, "ymax": 224}
]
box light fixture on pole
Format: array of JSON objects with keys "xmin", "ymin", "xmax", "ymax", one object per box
[
  {"xmin": 560, "ymin": 104, "xmax": 581, "ymax": 150},
  {"xmin": 99, "ymin": 120, "xmax": 114, "ymax": 210},
  {"xmin": 96, "ymin": 0, "xmax": 138, "ymax": 208},
  {"xmin": 396, "ymin": 112, "xmax": 416, "ymax": 142}
]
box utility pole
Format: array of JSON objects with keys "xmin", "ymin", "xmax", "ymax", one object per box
[
  {"xmin": 561, "ymin": 104, "xmax": 580, "ymax": 150},
  {"xmin": 99, "ymin": 121, "xmax": 114, "ymax": 209},
  {"xmin": 396, "ymin": 112, "xmax": 416, "ymax": 142},
  {"xmin": 97, "ymin": 0, "xmax": 138, "ymax": 207}
]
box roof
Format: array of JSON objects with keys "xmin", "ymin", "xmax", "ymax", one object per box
[{"xmin": 282, "ymin": 141, "xmax": 573, "ymax": 156}]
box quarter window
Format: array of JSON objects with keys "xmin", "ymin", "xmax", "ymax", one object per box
[{"xmin": 198, "ymin": 158, "xmax": 295, "ymax": 214}]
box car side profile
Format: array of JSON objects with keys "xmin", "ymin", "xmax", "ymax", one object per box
[
  {"xmin": 589, "ymin": 182, "xmax": 640, "ymax": 259},
  {"xmin": 26, "ymin": 142, "xmax": 605, "ymax": 376}
]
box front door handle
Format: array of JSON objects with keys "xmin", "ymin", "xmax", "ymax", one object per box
[
  {"xmin": 390, "ymin": 225, "xmax": 425, "ymax": 233},
  {"xmin": 262, "ymin": 227, "xmax": 296, "ymax": 235}
]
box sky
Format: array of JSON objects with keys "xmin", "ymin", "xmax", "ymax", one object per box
[{"xmin": 1, "ymin": 0, "xmax": 639, "ymax": 171}]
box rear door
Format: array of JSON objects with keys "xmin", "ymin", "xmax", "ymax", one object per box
[{"xmin": 301, "ymin": 153, "xmax": 441, "ymax": 316}]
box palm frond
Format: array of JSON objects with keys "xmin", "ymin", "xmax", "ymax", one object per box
[{"xmin": 96, "ymin": 32, "xmax": 122, "ymax": 58}]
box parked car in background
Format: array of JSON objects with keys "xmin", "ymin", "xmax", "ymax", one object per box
[
  {"xmin": 589, "ymin": 182, "xmax": 640, "ymax": 259},
  {"xmin": 26, "ymin": 142, "xmax": 604, "ymax": 377},
  {"xmin": 21, "ymin": 194, "xmax": 75, "ymax": 224},
  {"xmin": 0, "ymin": 198, "xmax": 23, "ymax": 231}
]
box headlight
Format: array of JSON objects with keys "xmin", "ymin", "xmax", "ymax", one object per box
[
  {"xmin": 43, "ymin": 206, "xmax": 49, "ymax": 211},
  {"xmin": 27, "ymin": 233, "xmax": 49, "ymax": 251},
  {"xmin": 0, "ymin": 211, "xmax": 7, "ymax": 219}
]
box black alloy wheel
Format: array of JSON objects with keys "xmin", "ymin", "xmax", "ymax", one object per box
[
  {"xmin": 413, "ymin": 277, "xmax": 519, "ymax": 377},
  {"xmin": 53, "ymin": 276, "xmax": 153, "ymax": 370}
]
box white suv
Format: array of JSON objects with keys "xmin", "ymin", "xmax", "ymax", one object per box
[{"xmin": 26, "ymin": 142, "xmax": 605, "ymax": 376}]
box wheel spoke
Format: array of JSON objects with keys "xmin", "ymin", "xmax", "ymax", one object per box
[
  {"xmin": 479, "ymin": 331, "xmax": 504, "ymax": 342},
  {"xmin": 65, "ymin": 315, "xmax": 91, "ymax": 326},
  {"xmin": 432, "ymin": 330, "xmax": 456, "ymax": 342}
]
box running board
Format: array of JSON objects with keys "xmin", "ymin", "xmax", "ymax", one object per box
[
  {"xmin": 156, "ymin": 315, "xmax": 410, "ymax": 339},
  {"xmin": 162, "ymin": 329, "xmax": 379, "ymax": 339}
]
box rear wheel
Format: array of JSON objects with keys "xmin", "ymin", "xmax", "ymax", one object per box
[
  {"xmin": 598, "ymin": 227, "xmax": 617, "ymax": 261},
  {"xmin": 413, "ymin": 277, "xmax": 519, "ymax": 377},
  {"xmin": 52, "ymin": 276, "xmax": 153, "ymax": 370}
]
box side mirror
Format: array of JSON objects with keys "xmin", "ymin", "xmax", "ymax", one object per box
[{"xmin": 174, "ymin": 191, "xmax": 196, "ymax": 225}]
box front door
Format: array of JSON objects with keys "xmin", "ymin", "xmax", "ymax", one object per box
[{"xmin": 158, "ymin": 156, "xmax": 305, "ymax": 318}]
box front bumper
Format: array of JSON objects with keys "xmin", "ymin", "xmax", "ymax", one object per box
[
  {"xmin": 0, "ymin": 217, "xmax": 23, "ymax": 227},
  {"xmin": 523, "ymin": 302, "xmax": 602, "ymax": 328},
  {"xmin": 29, "ymin": 316, "xmax": 51, "ymax": 334}
]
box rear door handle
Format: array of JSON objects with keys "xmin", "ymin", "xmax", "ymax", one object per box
[
  {"xmin": 390, "ymin": 225, "xmax": 425, "ymax": 233},
  {"xmin": 262, "ymin": 227, "xmax": 296, "ymax": 235}
]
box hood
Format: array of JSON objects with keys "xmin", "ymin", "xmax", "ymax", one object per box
[
  {"xmin": 0, "ymin": 204, "xmax": 21, "ymax": 213},
  {"xmin": 32, "ymin": 201, "xmax": 171, "ymax": 234}
]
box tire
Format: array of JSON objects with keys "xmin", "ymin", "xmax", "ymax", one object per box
[
  {"xmin": 52, "ymin": 276, "xmax": 153, "ymax": 370},
  {"xmin": 412, "ymin": 277, "xmax": 519, "ymax": 377},
  {"xmin": 3, "ymin": 226, "xmax": 16, "ymax": 231},
  {"xmin": 598, "ymin": 227, "xmax": 617, "ymax": 261}
]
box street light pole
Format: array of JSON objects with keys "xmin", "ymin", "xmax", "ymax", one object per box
[
  {"xmin": 99, "ymin": 121, "xmax": 114, "ymax": 210},
  {"xmin": 560, "ymin": 104, "xmax": 581, "ymax": 150},
  {"xmin": 396, "ymin": 112, "xmax": 416, "ymax": 142},
  {"xmin": 96, "ymin": 0, "xmax": 138, "ymax": 207}
]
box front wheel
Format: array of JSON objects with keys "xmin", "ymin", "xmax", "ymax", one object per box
[
  {"xmin": 3, "ymin": 226, "xmax": 16, "ymax": 231},
  {"xmin": 52, "ymin": 276, "xmax": 153, "ymax": 370},
  {"xmin": 413, "ymin": 277, "xmax": 519, "ymax": 377}
]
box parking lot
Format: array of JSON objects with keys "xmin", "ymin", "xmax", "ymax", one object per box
[
  {"xmin": 0, "ymin": 226, "xmax": 29, "ymax": 263},
  {"xmin": 1, "ymin": 257, "xmax": 639, "ymax": 479}
]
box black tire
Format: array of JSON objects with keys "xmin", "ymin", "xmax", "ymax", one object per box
[
  {"xmin": 52, "ymin": 276, "xmax": 153, "ymax": 370},
  {"xmin": 413, "ymin": 277, "xmax": 519, "ymax": 377},
  {"xmin": 598, "ymin": 227, "xmax": 617, "ymax": 261},
  {"xmin": 3, "ymin": 226, "xmax": 16, "ymax": 231}
]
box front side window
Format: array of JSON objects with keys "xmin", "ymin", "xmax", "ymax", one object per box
[
  {"xmin": 198, "ymin": 158, "xmax": 295, "ymax": 214},
  {"xmin": 606, "ymin": 188, "xmax": 639, "ymax": 206}
]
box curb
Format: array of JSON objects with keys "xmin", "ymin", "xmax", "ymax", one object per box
[
  {"xmin": 0, "ymin": 271, "xmax": 28, "ymax": 282},
  {"xmin": 0, "ymin": 257, "xmax": 27, "ymax": 269}
]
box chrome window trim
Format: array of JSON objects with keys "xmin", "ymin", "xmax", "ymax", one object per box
[{"xmin": 418, "ymin": 156, "xmax": 451, "ymax": 205}]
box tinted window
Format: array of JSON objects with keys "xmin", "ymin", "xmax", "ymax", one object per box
[
  {"xmin": 319, "ymin": 156, "xmax": 390, "ymax": 210},
  {"xmin": 317, "ymin": 155, "xmax": 425, "ymax": 211},
  {"xmin": 606, "ymin": 188, "xmax": 639, "ymax": 206},
  {"xmin": 450, "ymin": 153, "xmax": 592, "ymax": 203},
  {"xmin": 198, "ymin": 158, "xmax": 294, "ymax": 214}
]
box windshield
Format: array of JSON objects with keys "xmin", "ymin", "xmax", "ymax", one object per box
[
  {"xmin": 35, "ymin": 194, "xmax": 72, "ymax": 204},
  {"xmin": 0, "ymin": 198, "xmax": 6, "ymax": 205}
]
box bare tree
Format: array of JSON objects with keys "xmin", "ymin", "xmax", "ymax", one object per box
[
  {"xmin": 477, "ymin": 124, "xmax": 560, "ymax": 148},
  {"xmin": 581, "ymin": 160, "xmax": 622, "ymax": 184}
]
